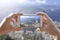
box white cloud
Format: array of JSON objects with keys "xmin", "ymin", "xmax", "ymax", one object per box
[
  {"xmin": 50, "ymin": 9, "xmax": 55, "ymax": 11},
  {"xmin": 0, "ymin": 0, "xmax": 15, "ymax": 3},
  {"xmin": 35, "ymin": 0, "xmax": 46, "ymax": 3},
  {"xmin": 0, "ymin": 0, "xmax": 46, "ymax": 5},
  {"xmin": 17, "ymin": 0, "xmax": 28, "ymax": 4},
  {"xmin": 27, "ymin": 0, "xmax": 46, "ymax": 4}
]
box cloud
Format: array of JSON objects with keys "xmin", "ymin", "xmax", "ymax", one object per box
[
  {"xmin": 27, "ymin": 0, "xmax": 46, "ymax": 4},
  {"xmin": 0, "ymin": 0, "xmax": 46, "ymax": 5},
  {"xmin": 35, "ymin": 0, "xmax": 46, "ymax": 3},
  {"xmin": 50, "ymin": 9, "xmax": 55, "ymax": 11}
]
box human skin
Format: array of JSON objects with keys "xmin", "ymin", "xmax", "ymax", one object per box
[
  {"xmin": 0, "ymin": 12, "xmax": 60, "ymax": 40},
  {"xmin": 0, "ymin": 12, "xmax": 23, "ymax": 35},
  {"xmin": 37, "ymin": 12, "xmax": 60, "ymax": 40}
]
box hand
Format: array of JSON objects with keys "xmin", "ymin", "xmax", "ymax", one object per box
[
  {"xmin": 0, "ymin": 12, "xmax": 23, "ymax": 35},
  {"xmin": 37, "ymin": 12, "xmax": 59, "ymax": 36}
]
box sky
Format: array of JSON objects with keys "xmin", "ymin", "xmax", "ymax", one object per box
[
  {"xmin": 0, "ymin": 0, "xmax": 60, "ymax": 23},
  {"xmin": 0, "ymin": 0, "xmax": 60, "ymax": 5}
]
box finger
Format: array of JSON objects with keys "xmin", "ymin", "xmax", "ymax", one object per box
[
  {"xmin": 37, "ymin": 12, "xmax": 53, "ymax": 23},
  {"xmin": 10, "ymin": 13, "xmax": 23, "ymax": 19},
  {"xmin": 7, "ymin": 12, "xmax": 23, "ymax": 19},
  {"xmin": 36, "ymin": 12, "xmax": 49, "ymax": 19},
  {"xmin": 36, "ymin": 12, "xmax": 46, "ymax": 16},
  {"xmin": 11, "ymin": 18, "xmax": 16, "ymax": 24},
  {"xmin": 13, "ymin": 16, "xmax": 18, "ymax": 22}
]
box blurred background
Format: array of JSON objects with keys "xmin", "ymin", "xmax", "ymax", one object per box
[
  {"xmin": 0, "ymin": 0, "xmax": 60, "ymax": 22},
  {"xmin": 0, "ymin": 0, "xmax": 60, "ymax": 28},
  {"xmin": 0, "ymin": 0, "xmax": 60, "ymax": 40}
]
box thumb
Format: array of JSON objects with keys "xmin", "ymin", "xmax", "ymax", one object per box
[{"xmin": 42, "ymin": 16, "xmax": 49, "ymax": 28}]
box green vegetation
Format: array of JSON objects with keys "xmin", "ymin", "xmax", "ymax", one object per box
[{"xmin": 0, "ymin": 34, "xmax": 14, "ymax": 40}]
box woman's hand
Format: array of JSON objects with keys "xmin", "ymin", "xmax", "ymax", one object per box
[
  {"xmin": 37, "ymin": 12, "xmax": 60, "ymax": 36},
  {"xmin": 0, "ymin": 12, "xmax": 23, "ymax": 35}
]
